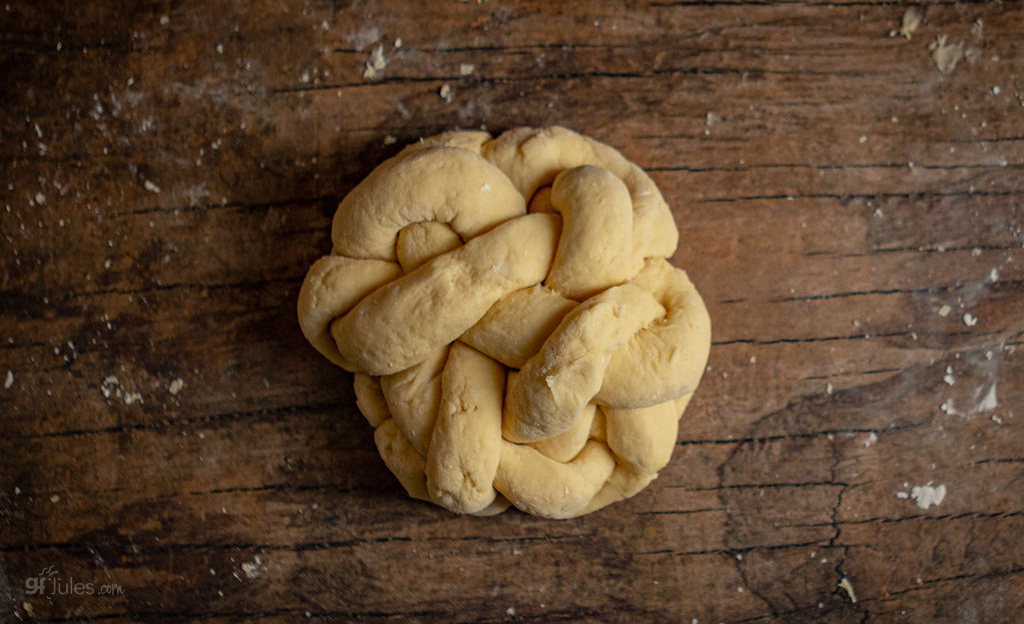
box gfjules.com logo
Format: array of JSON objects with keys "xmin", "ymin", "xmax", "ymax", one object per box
[{"xmin": 25, "ymin": 566, "xmax": 125, "ymax": 596}]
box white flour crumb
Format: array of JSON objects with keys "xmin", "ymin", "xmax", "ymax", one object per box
[
  {"xmin": 241, "ymin": 555, "xmax": 263, "ymax": 579},
  {"xmin": 898, "ymin": 7, "xmax": 921, "ymax": 40},
  {"xmin": 863, "ymin": 432, "xmax": 878, "ymax": 447},
  {"xmin": 989, "ymin": 267, "xmax": 999, "ymax": 282},
  {"xmin": 101, "ymin": 375, "xmax": 121, "ymax": 399},
  {"xmin": 459, "ymin": 62, "xmax": 475, "ymax": 76},
  {"xmin": 930, "ymin": 35, "xmax": 965, "ymax": 73},
  {"xmin": 34, "ymin": 192, "xmax": 46, "ymax": 205},
  {"xmin": 943, "ymin": 365, "xmax": 955, "ymax": 386},
  {"xmin": 963, "ymin": 312, "xmax": 978, "ymax": 327},
  {"xmin": 825, "ymin": 382, "xmax": 834, "ymax": 395},
  {"xmin": 123, "ymin": 391, "xmax": 143, "ymax": 405},
  {"xmin": 50, "ymin": 494, "xmax": 60, "ymax": 503},
  {"xmin": 937, "ymin": 304, "xmax": 951, "ymax": 317},
  {"xmin": 143, "ymin": 179, "xmax": 161, "ymax": 194},
  {"xmin": 394, "ymin": 37, "xmax": 402, "ymax": 48},
  {"xmin": 895, "ymin": 491, "xmax": 909, "ymax": 499},
  {"xmin": 439, "ymin": 83, "xmax": 453, "ymax": 103},
  {"xmin": 991, "ymin": 85, "xmax": 1000, "ymax": 95},
  {"xmin": 362, "ymin": 44, "xmax": 387, "ymax": 80},
  {"xmin": 169, "ymin": 377, "xmax": 185, "ymax": 395},
  {"xmin": 3, "ymin": 370, "xmax": 12, "ymax": 389},
  {"xmin": 838, "ymin": 577, "xmax": 857, "ymax": 603},
  {"xmin": 909, "ymin": 483, "xmax": 946, "ymax": 509},
  {"xmin": 299, "ymin": 70, "xmax": 311, "ymax": 84},
  {"xmin": 991, "ymin": 414, "xmax": 1003, "ymax": 425},
  {"xmin": 704, "ymin": 111, "xmax": 720, "ymax": 135},
  {"xmin": 976, "ymin": 383, "xmax": 997, "ymax": 412}
]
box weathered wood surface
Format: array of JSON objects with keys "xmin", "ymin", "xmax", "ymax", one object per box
[{"xmin": 1, "ymin": 1, "xmax": 1022, "ymax": 622}]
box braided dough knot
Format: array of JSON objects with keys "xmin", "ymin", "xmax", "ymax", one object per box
[{"xmin": 298, "ymin": 126, "xmax": 711, "ymax": 518}]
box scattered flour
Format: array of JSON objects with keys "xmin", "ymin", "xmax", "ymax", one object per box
[
  {"xmin": 169, "ymin": 377, "xmax": 185, "ymax": 395},
  {"xmin": 929, "ymin": 34, "xmax": 981, "ymax": 73},
  {"xmin": 908, "ymin": 483, "xmax": 947, "ymax": 509},
  {"xmin": 241, "ymin": 554, "xmax": 263, "ymax": 579},
  {"xmin": 943, "ymin": 365, "xmax": 955, "ymax": 386},
  {"xmin": 863, "ymin": 432, "xmax": 878, "ymax": 448},
  {"xmin": 362, "ymin": 44, "xmax": 387, "ymax": 80},
  {"xmin": 101, "ymin": 375, "xmax": 144, "ymax": 405},
  {"xmin": 439, "ymin": 83, "xmax": 454, "ymax": 103},
  {"xmin": 898, "ymin": 7, "xmax": 921, "ymax": 40},
  {"xmin": 930, "ymin": 35, "xmax": 964, "ymax": 73},
  {"xmin": 704, "ymin": 111, "xmax": 721, "ymax": 136},
  {"xmin": 3, "ymin": 370, "xmax": 12, "ymax": 389},
  {"xmin": 346, "ymin": 25, "xmax": 381, "ymax": 51},
  {"xmin": 100, "ymin": 375, "xmax": 121, "ymax": 399},
  {"xmin": 976, "ymin": 382, "xmax": 997, "ymax": 412},
  {"xmin": 837, "ymin": 577, "xmax": 858, "ymax": 603}
]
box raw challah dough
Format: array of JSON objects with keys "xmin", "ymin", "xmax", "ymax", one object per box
[{"xmin": 298, "ymin": 126, "xmax": 711, "ymax": 519}]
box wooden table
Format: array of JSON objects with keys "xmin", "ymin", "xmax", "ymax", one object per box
[{"xmin": 2, "ymin": 1, "xmax": 1022, "ymax": 622}]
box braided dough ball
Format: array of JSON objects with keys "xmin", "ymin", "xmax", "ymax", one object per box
[{"xmin": 298, "ymin": 126, "xmax": 711, "ymax": 519}]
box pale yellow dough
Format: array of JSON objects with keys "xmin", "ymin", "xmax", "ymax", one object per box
[{"xmin": 298, "ymin": 126, "xmax": 711, "ymax": 519}]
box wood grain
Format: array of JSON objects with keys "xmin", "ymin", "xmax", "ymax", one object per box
[{"xmin": 1, "ymin": 1, "xmax": 1022, "ymax": 622}]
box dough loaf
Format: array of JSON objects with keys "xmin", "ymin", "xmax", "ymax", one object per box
[{"xmin": 298, "ymin": 126, "xmax": 711, "ymax": 519}]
